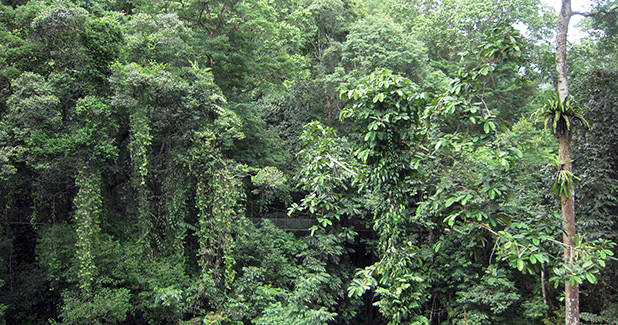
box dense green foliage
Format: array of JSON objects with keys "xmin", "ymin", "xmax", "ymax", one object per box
[{"xmin": 0, "ymin": 0, "xmax": 616, "ymax": 324}]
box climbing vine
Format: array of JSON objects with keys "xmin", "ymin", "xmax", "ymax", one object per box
[
  {"xmin": 341, "ymin": 69, "xmax": 431, "ymax": 324},
  {"xmin": 196, "ymin": 161, "xmax": 247, "ymax": 289},
  {"xmin": 73, "ymin": 167, "xmax": 102, "ymax": 294},
  {"xmin": 129, "ymin": 104, "xmax": 153, "ymax": 239}
]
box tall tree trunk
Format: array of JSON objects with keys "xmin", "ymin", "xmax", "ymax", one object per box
[
  {"xmin": 555, "ymin": 1, "xmax": 579, "ymax": 324},
  {"xmin": 556, "ymin": 0, "xmax": 570, "ymax": 101},
  {"xmin": 559, "ymin": 132, "xmax": 578, "ymax": 325}
]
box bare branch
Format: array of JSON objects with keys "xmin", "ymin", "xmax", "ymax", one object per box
[
  {"xmin": 326, "ymin": 153, "xmax": 358, "ymax": 176},
  {"xmin": 571, "ymin": 11, "xmax": 595, "ymax": 18}
]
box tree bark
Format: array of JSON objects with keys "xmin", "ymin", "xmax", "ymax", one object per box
[
  {"xmin": 556, "ymin": 0, "xmax": 570, "ymax": 103},
  {"xmin": 555, "ymin": 1, "xmax": 579, "ymax": 324},
  {"xmin": 559, "ymin": 131, "xmax": 578, "ymax": 325}
]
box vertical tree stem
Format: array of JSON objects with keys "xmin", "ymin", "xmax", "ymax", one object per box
[
  {"xmin": 555, "ymin": 1, "xmax": 579, "ymax": 324},
  {"xmin": 541, "ymin": 263, "xmax": 548, "ymax": 317}
]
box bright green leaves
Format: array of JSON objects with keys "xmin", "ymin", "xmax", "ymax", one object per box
[
  {"xmin": 251, "ymin": 166, "xmax": 287, "ymax": 189},
  {"xmin": 340, "ymin": 69, "xmax": 427, "ymax": 165},
  {"xmin": 434, "ymin": 22, "xmax": 533, "ymax": 128},
  {"xmin": 551, "ymin": 167, "xmax": 579, "ymax": 198},
  {"xmin": 338, "ymin": 56, "xmax": 532, "ymax": 324},
  {"xmin": 339, "ymin": 69, "xmax": 432, "ymax": 323},
  {"xmin": 348, "ymin": 244, "xmax": 429, "ymax": 325},
  {"xmin": 249, "ymin": 165, "xmax": 289, "ymax": 215},
  {"xmin": 438, "ymin": 64, "xmax": 496, "ymax": 132},
  {"xmin": 60, "ymin": 287, "xmax": 131, "ymax": 325},
  {"xmin": 172, "ymin": 0, "xmax": 311, "ymax": 94},
  {"xmin": 347, "ymin": 264, "xmax": 378, "ymax": 298},
  {"xmin": 0, "ymin": 0, "xmax": 613, "ymax": 323},
  {"xmin": 340, "ymin": 69, "xmax": 425, "ymax": 208},
  {"xmin": 484, "ymin": 121, "xmax": 497, "ymax": 134},
  {"xmin": 212, "ymin": 105, "xmax": 245, "ymax": 150},
  {"xmin": 291, "ymin": 121, "xmax": 360, "ymax": 234},
  {"xmin": 415, "ymin": 134, "xmax": 522, "ymax": 231},
  {"xmin": 454, "ymin": 266, "xmax": 521, "ymax": 320},
  {"xmin": 369, "ymin": 243, "xmax": 428, "ymax": 325}
]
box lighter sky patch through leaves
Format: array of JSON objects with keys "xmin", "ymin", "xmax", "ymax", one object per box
[{"xmin": 543, "ymin": 0, "xmax": 594, "ymax": 43}]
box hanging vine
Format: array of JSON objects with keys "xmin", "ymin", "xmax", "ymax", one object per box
[
  {"xmin": 196, "ymin": 162, "xmax": 247, "ymax": 286},
  {"xmin": 129, "ymin": 104, "xmax": 153, "ymax": 240},
  {"xmin": 163, "ymin": 177, "xmax": 190, "ymax": 258},
  {"xmin": 73, "ymin": 166, "xmax": 102, "ymax": 295}
]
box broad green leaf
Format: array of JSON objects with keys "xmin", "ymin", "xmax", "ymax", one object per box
[{"xmin": 585, "ymin": 273, "xmax": 597, "ymax": 284}]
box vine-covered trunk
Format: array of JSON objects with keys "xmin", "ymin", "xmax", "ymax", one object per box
[
  {"xmin": 74, "ymin": 167, "xmax": 102, "ymax": 295},
  {"xmin": 556, "ymin": 1, "xmax": 579, "ymax": 324}
]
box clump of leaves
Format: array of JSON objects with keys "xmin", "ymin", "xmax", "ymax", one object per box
[
  {"xmin": 535, "ymin": 91, "xmax": 589, "ymax": 136},
  {"xmin": 549, "ymin": 156, "xmax": 580, "ymax": 198},
  {"xmin": 549, "ymin": 237, "xmax": 615, "ymax": 287}
]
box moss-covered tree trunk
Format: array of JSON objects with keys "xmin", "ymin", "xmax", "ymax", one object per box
[{"xmin": 555, "ymin": 1, "xmax": 579, "ymax": 324}]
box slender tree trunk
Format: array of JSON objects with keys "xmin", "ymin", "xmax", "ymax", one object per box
[
  {"xmin": 555, "ymin": 1, "xmax": 579, "ymax": 324},
  {"xmin": 541, "ymin": 263, "xmax": 548, "ymax": 318}
]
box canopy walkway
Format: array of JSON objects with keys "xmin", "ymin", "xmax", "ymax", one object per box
[
  {"xmin": 248, "ymin": 217, "xmax": 317, "ymax": 232},
  {"xmin": 248, "ymin": 214, "xmax": 371, "ymax": 233}
]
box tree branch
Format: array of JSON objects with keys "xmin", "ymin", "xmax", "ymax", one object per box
[
  {"xmin": 326, "ymin": 153, "xmax": 358, "ymax": 176},
  {"xmin": 571, "ymin": 11, "xmax": 595, "ymax": 18}
]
